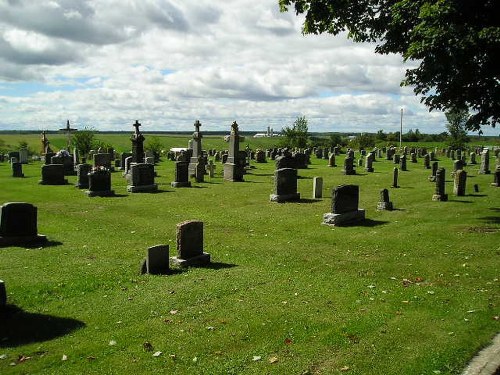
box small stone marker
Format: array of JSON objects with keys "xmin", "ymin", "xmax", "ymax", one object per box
[
  {"xmin": 170, "ymin": 221, "xmax": 210, "ymax": 267},
  {"xmin": 399, "ymin": 154, "xmax": 407, "ymax": 171},
  {"xmin": 0, "ymin": 202, "xmax": 47, "ymax": 247},
  {"xmin": 141, "ymin": 245, "xmax": 170, "ymax": 275},
  {"xmin": 491, "ymin": 166, "xmax": 500, "ymax": 187},
  {"xmin": 194, "ymin": 156, "xmax": 205, "ymax": 183},
  {"xmin": 342, "ymin": 157, "xmax": 355, "ymax": 175},
  {"xmin": 0, "ymin": 280, "xmax": 6, "ymax": 309},
  {"xmin": 270, "ymin": 168, "xmax": 300, "ymax": 202},
  {"xmin": 392, "ymin": 167, "xmax": 399, "ymax": 188},
  {"xmin": 207, "ymin": 160, "xmax": 216, "ymax": 178},
  {"xmin": 328, "ymin": 153, "xmax": 336, "ymax": 167},
  {"xmin": 365, "ymin": 154, "xmax": 374, "ymax": 172},
  {"xmin": 454, "ymin": 170, "xmax": 467, "ymax": 196},
  {"xmin": 313, "ymin": 177, "xmax": 323, "ymax": 199},
  {"xmin": 323, "ymin": 184, "xmax": 365, "ymax": 226},
  {"xmin": 429, "ymin": 162, "xmax": 438, "ymax": 182},
  {"xmin": 423, "ymin": 154, "xmax": 431, "ymax": 169},
  {"xmin": 377, "ymin": 188, "xmax": 393, "ymax": 211},
  {"xmin": 478, "ymin": 148, "xmax": 490, "ymax": 174},
  {"xmin": 432, "ymin": 168, "xmax": 448, "ymax": 201}
]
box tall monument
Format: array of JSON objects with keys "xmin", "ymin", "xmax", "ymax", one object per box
[
  {"xmin": 131, "ymin": 120, "xmax": 145, "ymax": 163},
  {"xmin": 188, "ymin": 120, "xmax": 203, "ymax": 177},
  {"xmin": 223, "ymin": 121, "xmax": 244, "ymax": 182}
]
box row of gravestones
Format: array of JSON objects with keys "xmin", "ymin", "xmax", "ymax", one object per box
[{"xmin": 0, "ymin": 202, "xmax": 211, "ymax": 309}]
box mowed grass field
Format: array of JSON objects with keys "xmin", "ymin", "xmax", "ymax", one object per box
[{"xmin": 0, "ymin": 135, "xmax": 499, "ymax": 374}]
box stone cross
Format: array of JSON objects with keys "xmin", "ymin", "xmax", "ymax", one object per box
[{"xmin": 59, "ymin": 120, "xmax": 78, "ymax": 150}]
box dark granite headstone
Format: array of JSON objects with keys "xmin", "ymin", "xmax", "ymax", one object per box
[
  {"xmin": 0, "ymin": 202, "xmax": 47, "ymax": 246},
  {"xmin": 170, "ymin": 220, "xmax": 210, "ymax": 267}
]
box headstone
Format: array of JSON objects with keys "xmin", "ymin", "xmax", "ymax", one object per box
[
  {"xmin": 39, "ymin": 164, "xmax": 67, "ymax": 185},
  {"xmin": 377, "ymin": 188, "xmax": 393, "ymax": 210},
  {"xmin": 127, "ymin": 163, "xmax": 158, "ymax": 192},
  {"xmin": 429, "ymin": 162, "xmax": 438, "ymax": 182},
  {"xmin": 171, "ymin": 161, "xmax": 191, "ymax": 187},
  {"xmin": 224, "ymin": 121, "xmax": 244, "ymax": 181},
  {"xmin": 44, "ymin": 152, "xmax": 55, "ymax": 165},
  {"xmin": 120, "ymin": 152, "xmax": 133, "ymax": 170},
  {"xmin": 19, "ymin": 148, "xmax": 29, "ymax": 164},
  {"xmin": 392, "ymin": 167, "xmax": 399, "ymax": 188},
  {"xmin": 73, "ymin": 148, "xmax": 79, "ymax": 167},
  {"xmin": 478, "ymin": 149, "xmax": 490, "ymax": 174},
  {"xmin": 194, "ymin": 156, "xmax": 205, "ymax": 183},
  {"xmin": 423, "ymin": 154, "xmax": 431, "ymax": 169},
  {"xmin": 170, "ymin": 221, "xmax": 210, "ymax": 267},
  {"xmin": 323, "ymin": 185, "xmax": 365, "ymax": 226},
  {"xmin": 292, "ymin": 152, "xmax": 308, "ymax": 169},
  {"xmin": 469, "ymin": 152, "xmax": 476, "ymax": 164},
  {"xmin": 255, "ymin": 150, "xmax": 266, "ymax": 163},
  {"xmin": 0, "ymin": 280, "xmax": 5, "ymax": 309},
  {"xmin": 453, "ymin": 170, "xmax": 467, "ymax": 196},
  {"xmin": 393, "ymin": 154, "xmax": 400, "ymax": 164},
  {"xmin": 8, "ymin": 151, "xmax": 20, "ymax": 162},
  {"xmin": 87, "ymin": 169, "xmax": 114, "ymax": 197},
  {"xmin": 12, "ymin": 162, "xmax": 24, "ymax": 178},
  {"xmin": 140, "ymin": 245, "xmax": 170, "ymax": 275},
  {"xmin": 410, "ymin": 152, "xmax": 417, "ymax": 163},
  {"xmin": 342, "ymin": 157, "xmax": 355, "ymax": 175},
  {"xmin": 399, "ymin": 154, "xmax": 407, "ymax": 171},
  {"xmin": 491, "ymin": 166, "xmax": 500, "ymax": 187},
  {"xmin": 313, "ymin": 177, "xmax": 323, "ymax": 199},
  {"xmin": 451, "ymin": 159, "xmax": 464, "ymax": 176},
  {"xmin": 0, "ymin": 202, "xmax": 47, "ymax": 247},
  {"xmin": 207, "ymin": 160, "xmax": 216, "ymax": 178},
  {"xmin": 94, "ymin": 153, "xmax": 113, "ymax": 170},
  {"xmin": 323, "ymin": 148, "xmax": 329, "ymax": 159},
  {"xmin": 365, "ymin": 154, "xmax": 374, "ymax": 172},
  {"xmin": 270, "ymin": 168, "xmax": 300, "ymax": 202},
  {"xmin": 131, "ymin": 120, "xmax": 145, "ymax": 163},
  {"xmin": 275, "ymin": 152, "xmax": 296, "ymax": 169},
  {"xmin": 432, "ymin": 168, "xmax": 448, "ymax": 201},
  {"xmin": 188, "ymin": 120, "xmax": 204, "ymax": 177},
  {"xmin": 75, "ymin": 164, "xmax": 91, "ymax": 189}
]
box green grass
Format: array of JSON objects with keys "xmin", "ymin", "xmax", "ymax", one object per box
[{"xmin": 0, "ymin": 140, "xmax": 499, "ymax": 374}]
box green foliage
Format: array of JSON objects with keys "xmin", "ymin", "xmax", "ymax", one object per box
[
  {"xmin": 145, "ymin": 136, "xmax": 164, "ymax": 161},
  {"xmin": 445, "ymin": 108, "xmax": 470, "ymax": 149},
  {"xmin": 376, "ymin": 130, "xmax": 387, "ymax": 141},
  {"xmin": 279, "ymin": 0, "xmax": 500, "ymax": 131},
  {"xmin": 403, "ymin": 129, "xmax": 422, "ymax": 142},
  {"xmin": 71, "ymin": 127, "xmax": 96, "ymax": 157},
  {"xmin": 280, "ymin": 116, "xmax": 310, "ymax": 148},
  {"xmin": 349, "ymin": 133, "xmax": 375, "ymax": 150}
]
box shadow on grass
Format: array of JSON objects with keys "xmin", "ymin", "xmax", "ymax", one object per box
[
  {"xmin": 251, "ymin": 173, "xmax": 273, "ymax": 177},
  {"xmin": 449, "ymin": 200, "xmax": 473, "ymax": 204},
  {"xmin": 297, "ymin": 175, "xmax": 312, "ymax": 179},
  {"xmin": 190, "ymin": 262, "xmax": 237, "ymax": 270},
  {"xmin": 297, "ymin": 198, "xmax": 322, "ymax": 204},
  {"xmin": 0, "ymin": 305, "xmax": 85, "ymax": 348},
  {"xmin": 338, "ymin": 219, "xmax": 390, "ymax": 227},
  {"xmin": 488, "ymin": 207, "xmax": 500, "ymax": 212},
  {"xmin": 468, "ymin": 194, "xmax": 488, "ymax": 198},
  {"xmin": 477, "ymin": 216, "xmax": 500, "ymax": 224},
  {"xmin": 25, "ymin": 240, "xmax": 63, "ymax": 249}
]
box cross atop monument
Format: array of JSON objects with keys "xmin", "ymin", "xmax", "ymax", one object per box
[
  {"xmin": 194, "ymin": 120, "xmax": 201, "ymax": 133},
  {"xmin": 59, "ymin": 120, "xmax": 78, "ymax": 150},
  {"xmin": 133, "ymin": 120, "xmax": 141, "ymax": 135}
]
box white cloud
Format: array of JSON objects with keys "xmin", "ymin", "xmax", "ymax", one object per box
[{"xmin": 0, "ymin": 0, "xmax": 492, "ymax": 135}]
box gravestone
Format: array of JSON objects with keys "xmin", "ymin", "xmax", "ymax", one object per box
[
  {"xmin": 469, "ymin": 152, "xmax": 476, "ymax": 164},
  {"xmin": 323, "ymin": 148, "xmax": 329, "ymax": 159},
  {"xmin": 124, "ymin": 156, "xmax": 133, "ymax": 175},
  {"xmin": 0, "ymin": 280, "xmax": 5, "ymax": 309},
  {"xmin": 453, "ymin": 170, "xmax": 467, "ymax": 196},
  {"xmin": 8, "ymin": 151, "xmax": 20, "ymax": 162},
  {"xmin": 452, "ymin": 159, "xmax": 464, "ymax": 176},
  {"xmin": 188, "ymin": 120, "xmax": 204, "ymax": 177},
  {"xmin": 255, "ymin": 150, "xmax": 266, "ymax": 163},
  {"xmin": 323, "ymin": 185, "xmax": 365, "ymax": 226},
  {"xmin": 120, "ymin": 152, "xmax": 133, "ymax": 170},
  {"xmin": 87, "ymin": 169, "xmax": 114, "ymax": 197},
  {"xmin": 145, "ymin": 156, "xmax": 155, "ymax": 165},
  {"xmin": 75, "ymin": 164, "xmax": 91, "ymax": 189},
  {"xmin": 131, "ymin": 120, "xmax": 145, "ymax": 163},
  {"xmin": 44, "ymin": 152, "xmax": 55, "ymax": 165},
  {"xmin": 270, "ymin": 168, "xmax": 300, "ymax": 202},
  {"xmin": 12, "ymin": 162, "xmax": 24, "ymax": 178},
  {"xmin": 423, "ymin": 154, "xmax": 431, "ymax": 169},
  {"xmin": 140, "ymin": 245, "xmax": 170, "ymax": 275},
  {"xmin": 171, "ymin": 161, "xmax": 191, "ymax": 187},
  {"xmin": 292, "ymin": 152, "xmax": 308, "ymax": 169},
  {"xmin": 207, "ymin": 160, "xmax": 216, "ymax": 178},
  {"xmin": 399, "ymin": 154, "xmax": 407, "ymax": 171},
  {"xmin": 365, "ymin": 154, "xmax": 374, "ymax": 172},
  {"xmin": 19, "ymin": 148, "xmax": 29, "ymax": 164},
  {"xmin": 342, "ymin": 157, "xmax": 355, "ymax": 175},
  {"xmin": 224, "ymin": 121, "xmax": 244, "ymax": 181},
  {"xmin": 127, "ymin": 163, "xmax": 158, "ymax": 192},
  {"xmin": 392, "ymin": 167, "xmax": 399, "ymax": 188},
  {"xmin": 313, "ymin": 177, "xmax": 323, "ymax": 199},
  {"xmin": 491, "ymin": 166, "xmax": 500, "ymax": 187},
  {"xmin": 94, "ymin": 153, "xmax": 113, "ymax": 170},
  {"xmin": 432, "ymin": 168, "xmax": 448, "ymax": 201},
  {"xmin": 194, "ymin": 156, "xmax": 205, "ymax": 183},
  {"xmin": 478, "ymin": 149, "xmax": 490, "ymax": 174},
  {"xmin": 393, "ymin": 154, "xmax": 400, "ymax": 164},
  {"xmin": 39, "ymin": 164, "xmax": 67, "ymax": 185},
  {"xmin": 275, "ymin": 152, "xmax": 295, "ymax": 169},
  {"xmin": 170, "ymin": 221, "xmax": 210, "ymax": 267},
  {"xmin": 410, "ymin": 152, "xmax": 417, "ymax": 163},
  {"xmin": 0, "ymin": 202, "xmax": 47, "ymax": 247},
  {"xmin": 429, "ymin": 162, "xmax": 438, "ymax": 182},
  {"xmin": 377, "ymin": 188, "xmax": 393, "ymax": 211}
]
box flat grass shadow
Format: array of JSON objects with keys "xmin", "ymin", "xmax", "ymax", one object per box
[
  {"xmin": 297, "ymin": 175, "xmax": 312, "ymax": 180},
  {"xmin": 104, "ymin": 193, "xmax": 128, "ymax": 198},
  {"xmin": 189, "ymin": 262, "xmax": 237, "ymax": 270},
  {"xmin": 337, "ymin": 219, "xmax": 390, "ymax": 227},
  {"xmin": 449, "ymin": 200, "xmax": 473, "ymax": 204},
  {"xmin": 477, "ymin": 216, "xmax": 500, "ymax": 224},
  {"xmin": 0, "ymin": 305, "xmax": 85, "ymax": 348},
  {"xmin": 488, "ymin": 207, "xmax": 500, "ymax": 212},
  {"xmin": 468, "ymin": 194, "xmax": 487, "ymax": 197},
  {"xmin": 24, "ymin": 240, "xmax": 64, "ymax": 249},
  {"xmin": 251, "ymin": 173, "xmax": 274, "ymax": 177},
  {"xmin": 297, "ymin": 198, "xmax": 321, "ymax": 204}
]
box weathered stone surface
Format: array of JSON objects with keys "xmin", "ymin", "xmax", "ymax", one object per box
[
  {"xmin": 171, "ymin": 161, "xmax": 191, "ymax": 187},
  {"xmin": 270, "ymin": 168, "xmax": 300, "ymax": 202},
  {"xmin": 87, "ymin": 170, "xmax": 114, "ymax": 197},
  {"xmin": 170, "ymin": 221, "xmax": 210, "ymax": 267},
  {"xmin": 454, "ymin": 170, "xmax": 467, "ymax": 196},
  {"xmin": 331, "ymin": 184, "xmax": 359, "ymax": 214},
  {"xmin": 127, "ymin": 163, "xmax": 158, "ymax": 192},
  {"xmin": 75, "ymin": 164, "xmax": 91, "ymax": 189},
  {"xmin": 141, "ymin": 245, "xmax": 170, "ymax": 275},
  {"xmin": 313, "ymin": 177, "xmax": 323, "ymax": 199},
  {"xmin": 432, "ymin": 168, "xmax": 448, "ymax": 201},
  {"xmin": 377, "ymin": 188, "xmax": 393, "ymax": 211},
  {"xmin": 323, "ymin": 210, "xmax": 365, "ymax": 226},
  {"xmin": 39, "ymin": 164, "xmax": 67, "ymax": 185}
]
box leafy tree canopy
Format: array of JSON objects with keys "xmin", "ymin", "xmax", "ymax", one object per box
[
  {"xmin": 445, "ymin": 108, "xmax": 470, "ymax": 148},
  {"xmin": 279, "ymin": 0, "xmax": 500, "ymax": 131},
  {"xmin": 280, "ymin": 116, "xmax": 310, "ymax": 148}
]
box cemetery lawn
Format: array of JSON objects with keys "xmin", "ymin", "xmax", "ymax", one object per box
[{"xmin": 1, "ymin": 148, "xmax": 499, "ymax": 374}]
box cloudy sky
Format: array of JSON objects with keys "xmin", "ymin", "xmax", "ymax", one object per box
[{"xmin": 0, "ymin": 0, "xmax": 492, "ymax": 135}]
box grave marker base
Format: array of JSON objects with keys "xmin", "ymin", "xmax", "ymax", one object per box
[
  {"xmin": 377, "ymin": 202, "xmax": 393, "ymax": 211},
  {"xmin": 86, "ymin": 190, "xmax": 115, "ymax": 197},
  {"xmin": 322, "ymin": 209, "xmax": 366, "ymax": 226},
  {"xmin": 432, "ymin": 194, "xmax": 448, "ymax": 201},
  {"xmin": 270, "ymin": 193, "xmax": 300, "ymax": 203},
  {"xmin": 171, "ymin": 181, "xmax": 192, "ymax": 188},
  {"xmin": 170, "ymin": 252, "xmax": 210, "ymax": 267},
  {"xmin": 0, "ymin": 234, "xmax": 47, "ymax": 247},
  {"xmin": 127, "ymin": 184, "xmax": 158, "ymax": 193}
]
